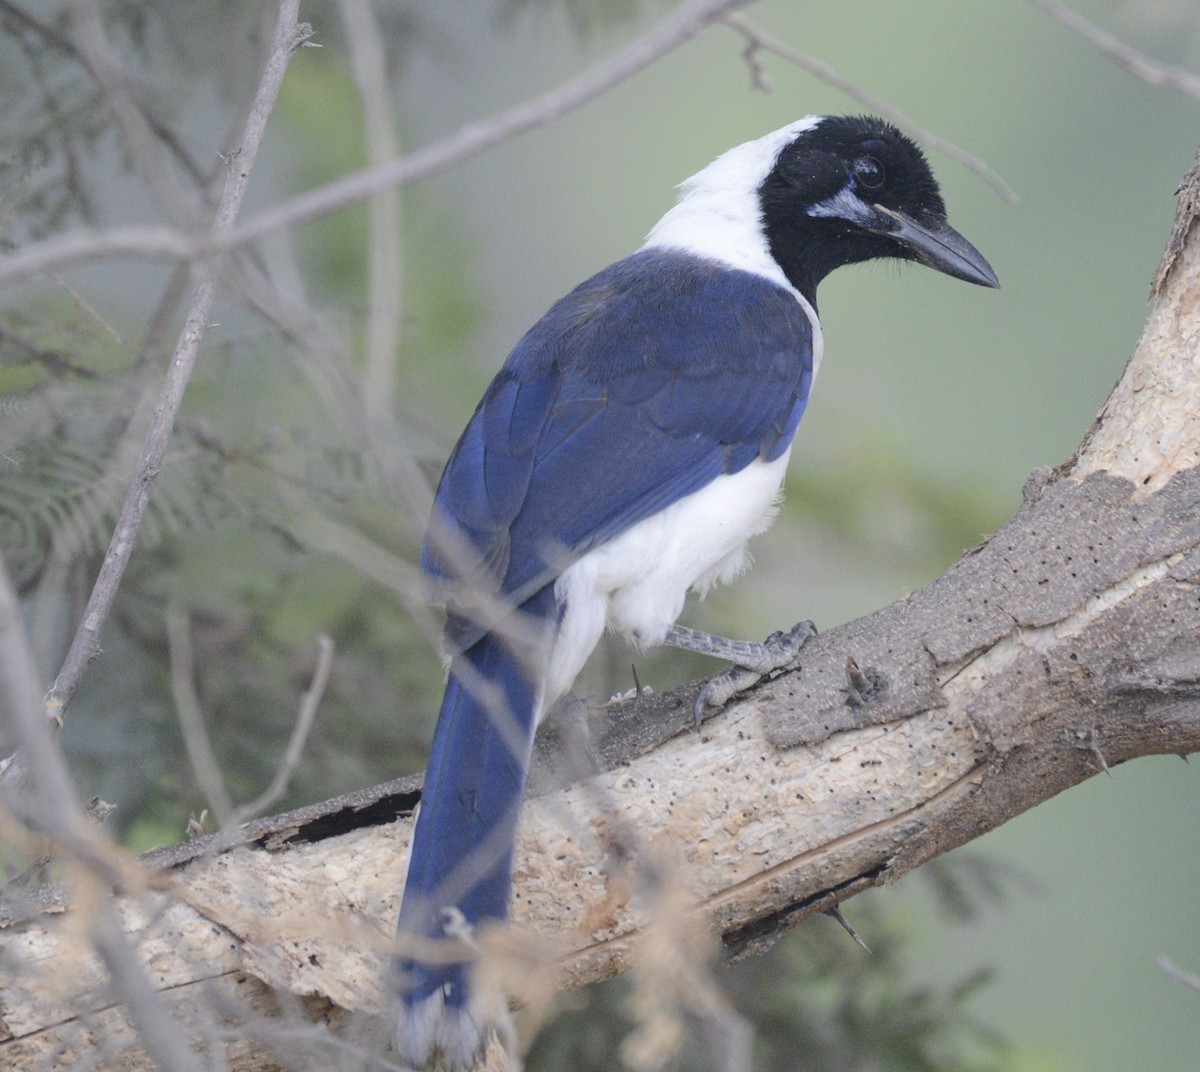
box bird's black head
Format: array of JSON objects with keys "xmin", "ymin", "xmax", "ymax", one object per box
[{"xmin": 759, "ymin": 115, "xmax": 999, "ymax": 307}]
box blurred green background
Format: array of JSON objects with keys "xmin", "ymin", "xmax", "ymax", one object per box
[{"xmin": 1, "ymin": 1, "xmax": 1198, "ymax": 1069}]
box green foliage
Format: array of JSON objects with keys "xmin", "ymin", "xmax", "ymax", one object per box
[
  {"xmin": 0, "ymin": 0, "xmax": 489, "ymax": 837},
  {"xmin": 0, "ymin": 314, "xmax": 450, "ymax": 828}
]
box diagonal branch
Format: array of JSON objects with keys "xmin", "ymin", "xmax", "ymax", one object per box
[
  {"xmin": 1029, "ymin": 0, "xmax": 1200, "ymax": 101},
  {"xmin": 722, "ymin": 12, "xmax": 1018, "ymax": 203},
  {"xmin": 40, "ymin": 5, "xmax": 313, "ymax": 719}
]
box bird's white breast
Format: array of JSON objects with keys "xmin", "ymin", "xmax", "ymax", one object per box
[{"xmin": 543, "ymin": 451, "xmax": 791, "ymax": 708}]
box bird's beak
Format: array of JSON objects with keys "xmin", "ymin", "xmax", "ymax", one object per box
[{"xmin": 868, "ymin": 205, "xmax": 1000, "ymax": 288}]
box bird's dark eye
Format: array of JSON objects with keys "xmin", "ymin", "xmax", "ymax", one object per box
[{"xmin": 853, "ymin": 156, "xmax": 885, "ymax": 191}]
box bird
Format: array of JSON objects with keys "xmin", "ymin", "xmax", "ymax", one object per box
[{"xmin": 392, "ymin": 114, "xmax": 998, "ymax": 1069}]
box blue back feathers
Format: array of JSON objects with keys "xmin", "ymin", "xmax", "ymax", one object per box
[{"xmin": 421, "ymin": 249, "xmax": 815, "ymax": 636}]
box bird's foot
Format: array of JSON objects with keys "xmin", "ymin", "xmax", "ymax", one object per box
[{"xmin": 666, "ymin": 619, "xmax": 816, "ymax": 727}]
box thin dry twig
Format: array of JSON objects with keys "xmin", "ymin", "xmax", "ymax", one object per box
[
  {"xmin": 231, "ymin": 633, "xmax": 334, "ymax": 824},
  {"xmin": 168, "ymin": 611, "xmax": 332, "ymax": 830},
  {"xmin": 0, "ymin": 555, "xmax": 56, "ymax": 803},
  {"xmin": 1030, "ymin": 0, "xmax": 1200, "ymax": 102},
  {"xmin": 42, "ymin": 5, "xmax": 313, "ymax": 719},
  {"xmin": 167, "ymin": 603, "xmax": 237, "ymax": 825},
  {"xmin": 340, "ymin": 0, "xmax": 404, "ymax": 418},
  {"xmin": 29, "ymin": 263, "xmax": 193, "ymax": 675},
  {"xmin": 1157, "ymin": 955, "xmax": 1200, "ymax": 995},
  {"xmin": 722, "ymin": 12, "xmax": 1019, "ymax": 204}
]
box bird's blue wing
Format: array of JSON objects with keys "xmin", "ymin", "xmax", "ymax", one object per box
[{"xmin": 421, "ymin": 249, "xmax": 814, "ymax": 627}]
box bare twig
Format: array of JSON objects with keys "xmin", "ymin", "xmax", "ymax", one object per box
[
  {"xmin": 231, "ymin": 633, "xmax": 334, "ymax": 824},
  {"xmin": 336, "ymin": 0, "xmax": 445, "ymax": 530},
  {"xmin": 0, "ymin": 551, "xmax": 131, "ymax": 887},
  {"xmin": 0, "ymin": 554, "xmax": 54, "ymax": 802},
  {"xmin": 166, "ymin": 603, "xmax": 236, "ymax": 825},
  {"xmin": 722, "ymin": 13, "xmax": 1019, "ymax": 204},
  {"xmin": 340, "ymin": 0, "xmax": 404, "ymax": 417},
  {"xmin": 29, "ymin": 263, "xmax": 192, "ymax": 675},
  {"xmin": 1157, "ymin": 955, "xmax": 1200, "ymax": 995},
  {"xmin": 42, "ymin": 4, "xmax": 312, "ymax": 719},
  {"xmin": 1030, "ymin": 0, "xmax": 1200, "ymax": 102},
  {"xmin": 0, "ymin": 225, "xmax": 193, "ymax": 284},
  {"xmin": 46, "ymin": 270, "xmax": 128, "ymax": 346},
  {"xmin": 169, "ymin": 609, "xmax": 332, "ymax": 829}
]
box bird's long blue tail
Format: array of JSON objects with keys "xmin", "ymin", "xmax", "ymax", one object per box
[{"xmin": 393, "ymin": 600, "xmax": 549, "ymax": 1067}]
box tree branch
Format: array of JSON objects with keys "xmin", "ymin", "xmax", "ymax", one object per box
[
  {"xmin": 2, "ymin": 129, "xmax": 1198, "ymax": 1072},
  {"xmin": 1029, "ymin": 0, "xmax": 1200, "ymax": 102},
  {"xmin": 721, "ymin": 13, "xmax": 1018, "ymax": 204},
  {"xmin": 339, "ymin": 0, "xmax": 404, "ymax": 417},
  {"xmin": 40, "ymin": 5, "xmax": 313, "ymax": 719}
]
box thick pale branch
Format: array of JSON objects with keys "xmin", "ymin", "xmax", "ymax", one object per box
[
  {"xmin": 1069, "ymin": 151, "xmax": 1200, "ymax": 486},
  {"xmin": 2, "ymin": 137, "xmax": 1199, "ymax": 1072},
  {"xmin": 3, "ymin": 459, "xmax": 1197, "ymax": 1068}
]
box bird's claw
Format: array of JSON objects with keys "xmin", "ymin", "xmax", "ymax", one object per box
[
  {"xmin": 693, "ymin": 619, "xmax": 816, "ymax": 728},
  {"xmin": 755, "ymin": 619, "xmax": 817, "ymax": 671}
]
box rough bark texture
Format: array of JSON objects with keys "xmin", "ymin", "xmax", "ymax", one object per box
[{"xmin": 2, "ymin": 152, "xmax": 1199, "ymax": 1071}]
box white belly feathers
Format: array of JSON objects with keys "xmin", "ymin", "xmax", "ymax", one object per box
[{"xmin": 542, "ymin": 450, "xmax": 791, "ymax": 710}]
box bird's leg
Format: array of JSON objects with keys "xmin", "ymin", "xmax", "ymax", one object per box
[{"xmin": 665, "ymin": 619, "xmax": 816, "ymax": 726}]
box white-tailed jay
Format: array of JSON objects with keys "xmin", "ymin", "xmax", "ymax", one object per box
[{"xmin": 394, "ymin": 114, "xmax": 998, "ymax": 1068}]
